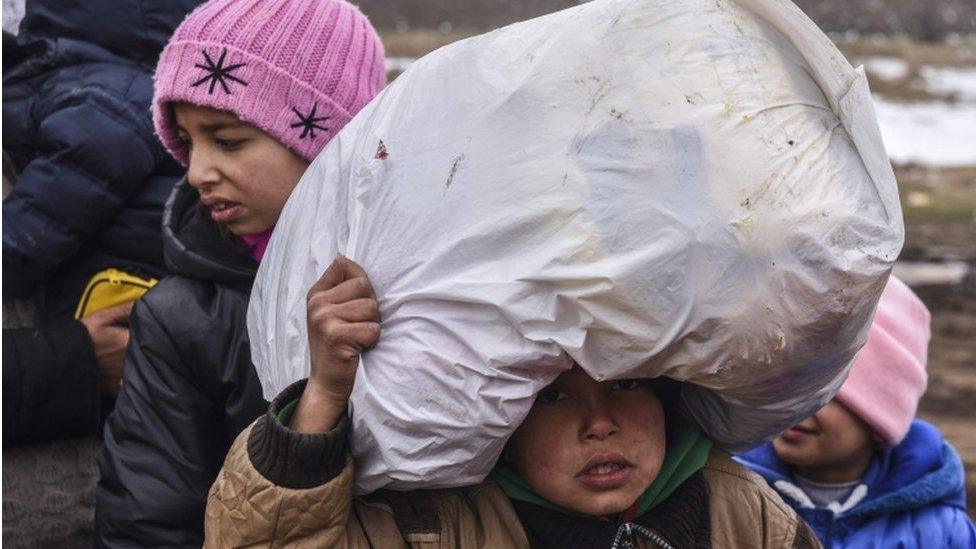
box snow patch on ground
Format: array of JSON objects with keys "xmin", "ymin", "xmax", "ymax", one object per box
[
  {"xmin": 872, "ymin": 98, "xmax": 976, "ymax": 166},
  {"xmin": 918, "ymin": 65, "xmax": 976, "ymax": 101},
  {"xmin": 864, "ymin": 57, "xmax": 909, "ymax": 81},
  {"xmin": 894, "ymin": 261, "xmax": 971, "ymax": 287},
  {"xmin": 859, "ymin": 55, "xmax": 976, "ymax": 166}
]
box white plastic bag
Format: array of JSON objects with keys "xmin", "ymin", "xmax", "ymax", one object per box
[{"xmin": 249, "ymin": 0, "xmax": 903, "ymax": 493}]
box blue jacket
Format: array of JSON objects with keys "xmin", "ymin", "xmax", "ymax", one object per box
[
  {"xmin": 3, "ymin": 0, "xmax": 199, "ymax": 310},
  {"xmin": 2, "ymin": 0, "xmax": 199, "ymax": 448},
  {"xmin": 737, "ymin": 420, "xmax": 976, "ymax": 548}
]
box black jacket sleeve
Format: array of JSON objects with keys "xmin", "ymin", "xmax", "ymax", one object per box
[
  {"xmin": 2, "ymin": 318, "xmax": 101, "ymax": 447},
  {"xmin": 94, "ymin": 280, "xmax": 266, "ymax": 549},
  {"xmin": 95, "ymin": 299, "xmax": 227, "ymax": 548},
  {"xmin": 2, "ymin": 83, "xmax": 163, "ymax": 298}
]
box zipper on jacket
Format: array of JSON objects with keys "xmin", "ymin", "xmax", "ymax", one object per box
[{"xmin": 610, "ymin": 522, "xmax": 675, "ymax": 549}]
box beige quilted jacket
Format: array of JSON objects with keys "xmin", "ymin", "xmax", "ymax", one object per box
[{"xmin": 205, "ymin": 421, "xmax": 820, "ymax": 548}]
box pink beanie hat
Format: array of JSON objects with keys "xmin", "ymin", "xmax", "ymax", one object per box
[
  {"xmin": 835, "ymin": 276, "xmax": 930, "ymax": 446},
  {"xmin": 152, "ymin": 0, "xmax": 386, "ymax": 165}
]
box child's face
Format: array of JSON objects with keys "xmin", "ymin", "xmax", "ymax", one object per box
[
  {"xmin": 772, "ymin": 400, "xmax": 876, "ymax": 480},
  {"xmin": 174, "ymin": 103, "xmax": 309, "ymax": 236},
  {"xmin": 507, "ymin": 366, "xmax": 666, "ymax": 516}
]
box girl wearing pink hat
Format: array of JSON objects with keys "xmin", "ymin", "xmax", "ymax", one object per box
[
  {"xmin": 95, "ymin": 1, "xmax": 385, "ymax": 545},
  {"xmin": 738, "ymin": 276, "xmax": 975, "ymax": 548}
]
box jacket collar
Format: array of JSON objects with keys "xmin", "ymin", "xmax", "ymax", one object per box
[
  {"xmin": 511, "ymin": 472, "xmax": 711, "ymax": 548},
  {"xmin": 162, "ymin": 177, "xmax": 258, "ymax": 290},
  {"xmin": 736, "ymin": 420, "xmax": 966, "ymax": 524}
]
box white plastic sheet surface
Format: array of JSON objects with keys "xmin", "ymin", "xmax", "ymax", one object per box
[{"xmin": 249, "ymin": 0, "xmax": 903, "ymax": 492}]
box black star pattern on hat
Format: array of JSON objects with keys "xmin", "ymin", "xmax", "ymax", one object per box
[
  {"xmin": 191, "ymin": 48, "xmax": 248, "ymax": 95},
  {"xmin": 290, "ymin": 103, "xmax": 330, "ymax": 139}
]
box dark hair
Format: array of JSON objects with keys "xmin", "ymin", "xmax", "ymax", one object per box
[{"xmin": 645, "ymin": 377, "xmax": 683, "ymax": 443}]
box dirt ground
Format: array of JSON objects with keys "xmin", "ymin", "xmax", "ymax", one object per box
[
  {"xmin": 915, "ymin": 291, "xmax": 976, "ymax": 517},
  {"xmin": 896, "ymin": 168, "xmax": 976, "ymax": 519},
  {"xmin": 886, "ymin": 111, "xmax": 976, "ymax": 518}
]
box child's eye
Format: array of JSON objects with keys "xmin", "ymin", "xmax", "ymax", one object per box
[
  {"xmin": 214, "ymin": 138, "xmax": 245, "ymax": 151},
  {"xmin": 609, "ymin": 379, "xmax": 641, "ymax": 391},
  {"xmin": 537, "ymin": 388, "xmax": 571, "ymax": 404},
  {"xmin": 177, "ymin": 135, "xmax": 192, "ymax": 150}
]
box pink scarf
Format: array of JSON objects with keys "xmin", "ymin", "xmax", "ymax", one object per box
[{"xmin": 240, "ymin": 227, "xmax": 273, "ymax": 262}]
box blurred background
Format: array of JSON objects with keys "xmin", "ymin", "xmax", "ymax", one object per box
[{"xmin": 4, "ymin": 0, "xmax": 975, "ymax": 517}]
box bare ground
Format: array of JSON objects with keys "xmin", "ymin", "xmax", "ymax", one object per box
[
  {"xmin": 902, "ymin": 163, "xmax": 976, "ymax": 516},
  {"xmin": 914, "ymin": 284, "xmax": 976, "ymax": 517}
]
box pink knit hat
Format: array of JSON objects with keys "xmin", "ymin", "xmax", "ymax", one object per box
[
  {"xmin": 835, "ymin": 276, "xmax": 930, "ymax": 446},
  {"xmin": 152, "ymin": 0, "xmax": 386, "ymax": 165}
]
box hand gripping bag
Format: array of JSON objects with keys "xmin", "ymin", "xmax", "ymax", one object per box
[{"xmin": 249, "ymin": 0, "xmax": 903, "ymax": 492}]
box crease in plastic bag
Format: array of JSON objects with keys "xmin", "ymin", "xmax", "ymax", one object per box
[{"xmin": 249, "ymin": 0, "xmax": 903, "ymax": 493}]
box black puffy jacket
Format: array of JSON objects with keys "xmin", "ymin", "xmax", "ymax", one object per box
[
  {"xmin": 96, "ymin": 179, "xmax": 268, "ymax": 548},
  {"xmin": 2, "ymin": 0, "xmax": 200, "ymax": 447}
]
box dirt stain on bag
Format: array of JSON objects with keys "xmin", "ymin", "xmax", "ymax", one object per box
[{"xmin": 445, "ymin": 153, "xmax": 465, "ymax": 191}]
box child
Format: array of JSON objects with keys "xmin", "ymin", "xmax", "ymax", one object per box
[
  {"xmin": 95, "ymin": 1, "xmax": 386, "ymax": 546},
  {"xmin": 738, "ymin": 276, "xmax": 976, "ymax": 548},
  {"xmin": 204, "ymin": 256, "xmax": 821, "ymax": 548}
]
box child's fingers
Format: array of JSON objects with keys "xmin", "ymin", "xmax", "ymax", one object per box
[
  {"xmin": 307, "ymin": 255, "xmax": 370, "ymax": 297},
  {"xmin": 316, "ymin": 321, "xmax": 381, "ymax": 357},
  {"xmin": 117, "ymin": 325, "xmax": 131, "ymax": 351},
  {"xmin": 90, "ymin": 302, "xmax": 135, "ymax": 327},
  {"xmin": 345, "ymin": 321, "xmax": 381, "ymax": 349},
  {"xmin": 332, "ymin": 298, "xmax": 380, "ymax": 323},
  {"xmin": 307, "ymin": 255, "xmax": 350, "ymax": 296},
  {"xmin": 105, "ymin": 302, "xmax": 135, "ymax": 325},
  {"xmin": 337, "ymin": 256, "xmax": 369, "ymax": 281},
  {"xmin": 309, "ymin": 275, "xmax": 375, "ymax": 307},
  {"xmin": 309, "ymin": 298, "xmax": 380, "ymax": 326}
]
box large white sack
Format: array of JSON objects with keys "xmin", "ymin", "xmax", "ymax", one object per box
[{"xmin": 250, "ymin": 0, "xmax": 903, "ymax": 492}]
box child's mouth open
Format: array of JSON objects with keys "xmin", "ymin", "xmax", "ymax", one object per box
[
  {"xmin": 576, "ymin": 452, "xmax": 634, "ymax": 490},
  {"xmin": 204, "ymin": 198, "xmax": 244, "ymax": 224}
]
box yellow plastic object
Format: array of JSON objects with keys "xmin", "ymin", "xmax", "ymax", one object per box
[{"xmin": 74, "ymin": 268, "xmax": 158, "ymax": 319}]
